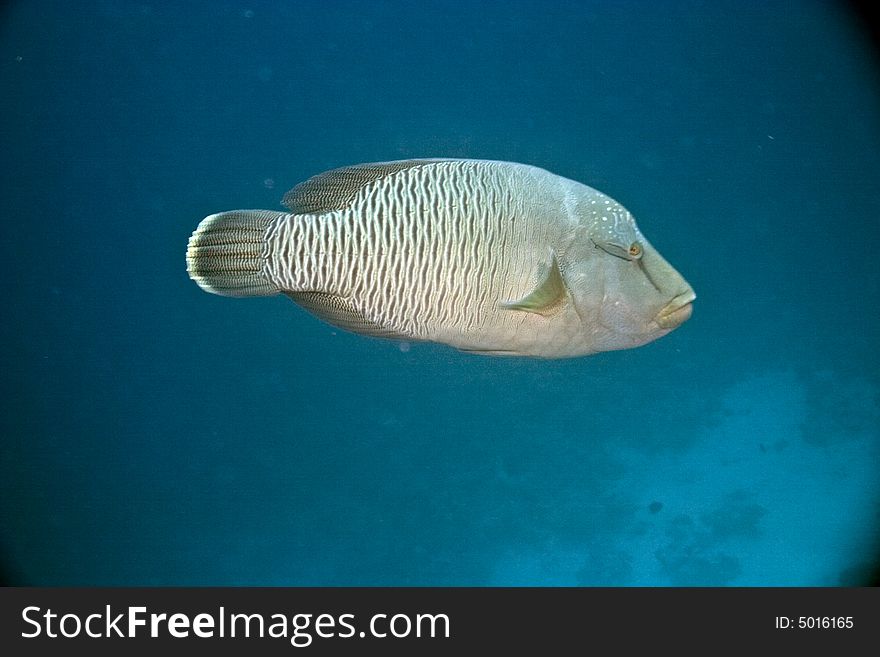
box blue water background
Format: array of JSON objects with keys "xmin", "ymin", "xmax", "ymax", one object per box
[{"xmin": 1, "ymin": 0, "xmax": 878, "ymax": 585}]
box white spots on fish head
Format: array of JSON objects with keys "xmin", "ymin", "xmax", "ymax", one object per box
[
  {"xmin": 568, "ymin": 188, "xmax": 694, "ymax": 353},
  {"xmin": 594, "ymin": 208, "xmax": 639, "ymax": 254},
  {"xmin": 580, "ymin": 190, "xmax": 641, "ymax": 256}
]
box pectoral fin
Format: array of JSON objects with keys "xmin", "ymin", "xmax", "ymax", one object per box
[{"xmin": 500, "ymin": 251, "xmax": 569, "ymax": 317}]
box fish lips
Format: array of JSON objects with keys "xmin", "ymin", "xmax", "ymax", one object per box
[{"xmin": 655, "ymin": 289, "xmax": 696, "ymax": 329}]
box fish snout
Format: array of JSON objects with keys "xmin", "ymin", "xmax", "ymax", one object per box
[{"xmin": 655, "ymin": 288, "xmax": 696, "ymax": 329}]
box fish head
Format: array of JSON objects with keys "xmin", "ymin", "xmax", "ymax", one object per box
[{"xmin": 567, "ymin": 193, "xmax": 695, "ymax": 353}]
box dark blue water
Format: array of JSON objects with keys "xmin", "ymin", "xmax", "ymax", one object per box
[{"xmin": 2, "ymin": 0, "xmax": 878, "ymax": 586}]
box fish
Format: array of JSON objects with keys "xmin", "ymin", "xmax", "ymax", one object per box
[{"xmin": 186, "ymin": 159, "xmax": 694, "ymax": 358}]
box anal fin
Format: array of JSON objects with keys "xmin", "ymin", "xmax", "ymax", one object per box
[
  {"xmin": 285, "ymin": 291, "xmax": 407, "ymax": 339},
  {"xmin": 459, "ymin": 347, "xmax": 522, "ymax": 356}
]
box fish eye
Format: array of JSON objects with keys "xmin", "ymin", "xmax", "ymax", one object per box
[{"xmin": 591, "ymin": 238, "xmax": 640, "ymax": 261}]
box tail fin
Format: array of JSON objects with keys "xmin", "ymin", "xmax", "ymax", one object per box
[{"xmin": 186, "ymin": 210, "xmax": 284, "ymax": 297}]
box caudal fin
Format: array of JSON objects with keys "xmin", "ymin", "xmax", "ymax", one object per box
[{"xmin": 186, "ymin": 210, "xmax": 284, "ymax": 297}]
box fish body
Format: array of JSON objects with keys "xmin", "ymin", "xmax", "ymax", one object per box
[{"xmin": 187, "ymin": 159, "xmax": 694, "ymax": 358}]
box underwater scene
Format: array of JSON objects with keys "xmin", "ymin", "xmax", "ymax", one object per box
[{"xmin": 1, "ymin": 0, "xmax": 878, "ymax": 586}]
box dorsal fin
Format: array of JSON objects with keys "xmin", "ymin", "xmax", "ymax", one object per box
[
  {"xmin": 500, "ymin": 251, "xmax": 569, "ymax": 317},
  {"xmin": 284, "ymin": 291, "xmax": 409, "ymax": 339},
  {"xmin": 281, "ymin": 159, "xmax": 451, "ymax": 214}
]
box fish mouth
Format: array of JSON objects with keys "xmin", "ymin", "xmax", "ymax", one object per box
[{"xmin": 655, "ymin": 289, "xmax": 696, "ymax": 329}]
